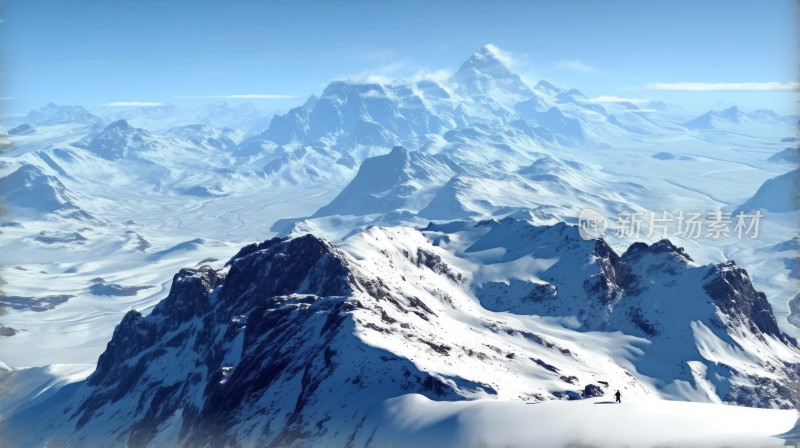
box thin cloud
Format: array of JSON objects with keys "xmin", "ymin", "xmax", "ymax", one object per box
[
  {"xmin": 103, "ymin": 101, "xmax": 167, "ymax": 107},
  {"xmin": 587, "ymin": 95, "xmax": 649, "ymax": 103},
  {"xmin": 646, "ymin": 82, "xmax": 800, "ymax": 91},
  {"xmin": 173, "ymin": 94, "xmax": 295, "ymax": 99},
  {"xmin": 484, "ymin": 44, "xmax": 517, "ymax": 68},
  {"xmin": 0, "ymin": 97, "xmax": 15, "ymax": 100},
  {"xmin": 337, "ymin": 57, "xmax": 416, "ymax": 84},
  {"xmin": 331, "ymin": 73, "xmax": 394, "ymax": 85},
  {"xmin": 554, "ymin": 59, "xmax": 596, "ymax": 73},
  {"xmin": 412, "ymin": 69, "xmax": 453, "ymax": 84}
]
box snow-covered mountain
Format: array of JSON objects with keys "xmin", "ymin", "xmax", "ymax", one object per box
[
  {"xmin": 93, "ymin": 102, "xmax": 271, "ymax": 133},
  {"xmin": 769, "ymin": 145, "xmax": 799, "ymax": 164},
  {"xmin": 252, "ymin": 80, "xmax": 447, "ymax": 153},
  {"xmin": 0, "ymin": 164, "xmax": 92, "ymax": 220},
  {"xmin": 3, "ymin": 221, "xmax": 798, "ymax": 446},
  {"xmin": 1, "ymin": 44, "xmax": 799, "ymax": 447},
  {"xmin": 737, "ymin": 169, "xmax": 799, "ymax": 213},
  {"xmin": 163, "ymin": 124, "xmax": 242, "ymax": 152},
  {"xmin": 24, "ymin": 103, "xmax": 104, "ymax": 129},
  {"xmin": 74, "ymin": 120, "xmax": 162, "ymax": 160},
  {"xmin": 449, "ymin": 45, "xmax": 538, "ymax": 122},
  {"xmin": 311, "ymin": 146, "xmax": 459, "ymax": 218},
  {"xmin": 682, "ymin": 106, "xmax": 796, "ymax": 130}
]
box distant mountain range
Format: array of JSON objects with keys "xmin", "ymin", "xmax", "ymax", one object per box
[
  {"xmin": 3, "ymin": 220, "xmax": 798, "ymax": 446},
  {"xmin": 0, "ymin": 45, "xmax": 798, "ymax": 448}
]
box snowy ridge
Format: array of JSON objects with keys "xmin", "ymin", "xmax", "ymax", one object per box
[
  {"xmin": 736, "ymin": 168, "xmax": 799, "ymax": 213},
  {"xmin": 2, "ymin": 221, "xmax": 798, "ymax": 446},
  {"xmin": 1, "ymin": 44, "xmax": 799, "ymax": 447}
]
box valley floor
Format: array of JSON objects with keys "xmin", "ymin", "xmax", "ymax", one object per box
[{"xmin": 374, "ymin": 394, "xmax": 800, "ymax": 448}]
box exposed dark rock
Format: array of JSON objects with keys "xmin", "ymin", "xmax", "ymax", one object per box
[
  {"xmin": 552, "ymin": 390, "xmax": 582, "ymax": 400},
  {"xmin": 582, "ymin": 383, "xmax": 605, "ymax": 398},
  {"xmin": 0, "ymin": 325, "xmax": 19, "ymax": 337},
  {"xmin": 34, "ymin": 230, "xmax": 87, "ymax": 244},
  {"xmin": 8, "ymin": 124, "xmax": 36, "ymax": 136},
  {"xmin": 703, "ymin": 261, "xmax": 789, "ymax": 343},
  {"xmin": 1, "ymin": 294, "xmax": 73, "ymax": 312},
  {"xmin": 46, "ymin": 234, "xmax": 474, "ymax": 447},
  {"xmin": 89, "ymin": 279, "xmax": 153, "ymax": 297},
  {"xmin": 531, "ymin": 358, "xmax": 560, "ymax": 374}
]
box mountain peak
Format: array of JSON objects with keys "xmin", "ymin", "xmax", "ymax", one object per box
[
  {"xmin": 474, "ymin": 44, "xmax": 505, "ymax": 61},
  {"xmin": 682, "ymin": 105, "xmax": 742, "ymax": 129},
  {"xmin": 26, "ymin": 103, "xmax": 103, "ymax": 127},
  {"xmin": 534, "ymin": 80, "xmax": 563, "ymax": 95},
  {"xmin": 451, "ymin": 45, "xmax": 533, "ymax": 101},
  {"xmin": 106, "ymin": 119, "xmax": 133, "ymax": 131},
  {"xmin": 457, "ymin": 44, "xmax": 512, "ymax": 74},
  {"xmin": 389, "ymin": 145, "xmax": 409, "ymax": 157}
]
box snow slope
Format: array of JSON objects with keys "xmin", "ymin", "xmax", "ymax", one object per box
[
  {"xmin": 0, "ymin": 44, "xmax": 798, "ymax": 447},
  {"xmin": 374, "ymin": 394, "xmax": 798, "ymax": 447},
  {"xmin": 1, "ymin": 223, "xmax": 798, "ymax": 446}
]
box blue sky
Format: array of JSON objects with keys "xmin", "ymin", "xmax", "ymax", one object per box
[{"xmin": 1, "ymin": 0, "xmax": 797, "ymax": 114}]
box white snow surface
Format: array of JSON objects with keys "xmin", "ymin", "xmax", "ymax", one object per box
[
  {"xmin": 375, "ymin": 394, "xmax": 798, "ymax": 448},
  {"xmin": 0, "ymin": 45, "xmax": 798, "ymax": 447}
]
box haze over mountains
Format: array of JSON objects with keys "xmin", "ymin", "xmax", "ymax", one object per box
[{"xmin": 0, "ymin": 45, "xmax": 798, "ymax": 446}]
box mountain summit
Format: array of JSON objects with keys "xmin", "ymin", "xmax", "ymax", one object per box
[
  {"xmin": 4, "ymin": 223, "xmax": 798, "ymax": 446},
  {"xmin": 456, "ymin": 45, "xmax": 513, "ymax": 76},
  {"xmin": 450, "ymin": 45, "xmax": 534, "ymax": 102}
]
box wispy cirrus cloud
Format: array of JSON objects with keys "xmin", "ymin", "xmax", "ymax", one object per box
[
  {"xmin": 338, "ymin": 66, "xmax": 453, "ymax": 86},
  {"xmin": 334, "ymin": 57, "xmax": 416, "ymax": 85},
  {"xmin": 0, "ymin": 97, "xmax": 15, "ymax": 100},
  {"xmin": 172, "ymin": 94, "xmax": 295, "ymax": 99},
  {"xmin": 646, "ymin": 81, "xmax": 799, "ymax": 91},
  {"xmin": 413, "ymin": 69, "xmax": 453, "ymax": 84},
  {"xmin": 103, "ymin": 101, "xmax": 167, "ymax": 107},
  {"xmin": 554, "ymin": 59, "xmax": 596, "ymax": 73},
  {"xmin": 484, "ymin": 43, "xmax": 517, "ymax": 68},
  {"xmin": 587, "ymin": 95, "xmax": 649, "ymax": 103}
]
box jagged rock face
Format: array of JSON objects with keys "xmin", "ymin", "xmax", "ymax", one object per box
[
  {"xmin": 21, "ymin": 233, "xmax": 501, "ymax": 447},
  {"xmin": 75, "ymin": 120, "xmax": 160, "ymax": 160},
  {"xmin": 72, "ymin": 236, "xmax": 372, "ymax": 446},
  {"xmin": 164, "ymin": 124, "xmax": 238, "ymax": 151},
  {"xmin": 0, "ymin": 164, "xmax": 84, "ymax": 216},
  {"xmin": 260, "ymin": 82, "xmax": 444, "ymax": 146},
  {"xmin": 703, "ymin": 262, "xmax": 787, "ymax": 341},
  {"xmin": 450, "ymin": 45, "xmax": 534, "ymax": 101},
  {"xmin": 7, "ymin": 222, "xmax": 800, "ymax": 447},
  {"xmin": 25, "ymin": 103, "xmax": 104, "ymax": 127},
  {"xmin": 461, "ymin": 219, "xmax": 800, "ymax": 407}
]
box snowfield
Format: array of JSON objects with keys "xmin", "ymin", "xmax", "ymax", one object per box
[
  {"xmin": 375, "ymin": 394, "xmax": 799, "ymax": 448},
  {"xmin": 0, "ymin": 45, "xmax": 798, "ymax": 447}
]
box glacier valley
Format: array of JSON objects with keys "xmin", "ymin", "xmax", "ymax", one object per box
[{"xmin": 0, "ymin": 45, "xmax": 798, "ymax": 447}]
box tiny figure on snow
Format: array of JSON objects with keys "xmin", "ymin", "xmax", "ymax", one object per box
[{"xmin": 615, "ymin": 390, "xmax": 621, "ymax": 403}]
